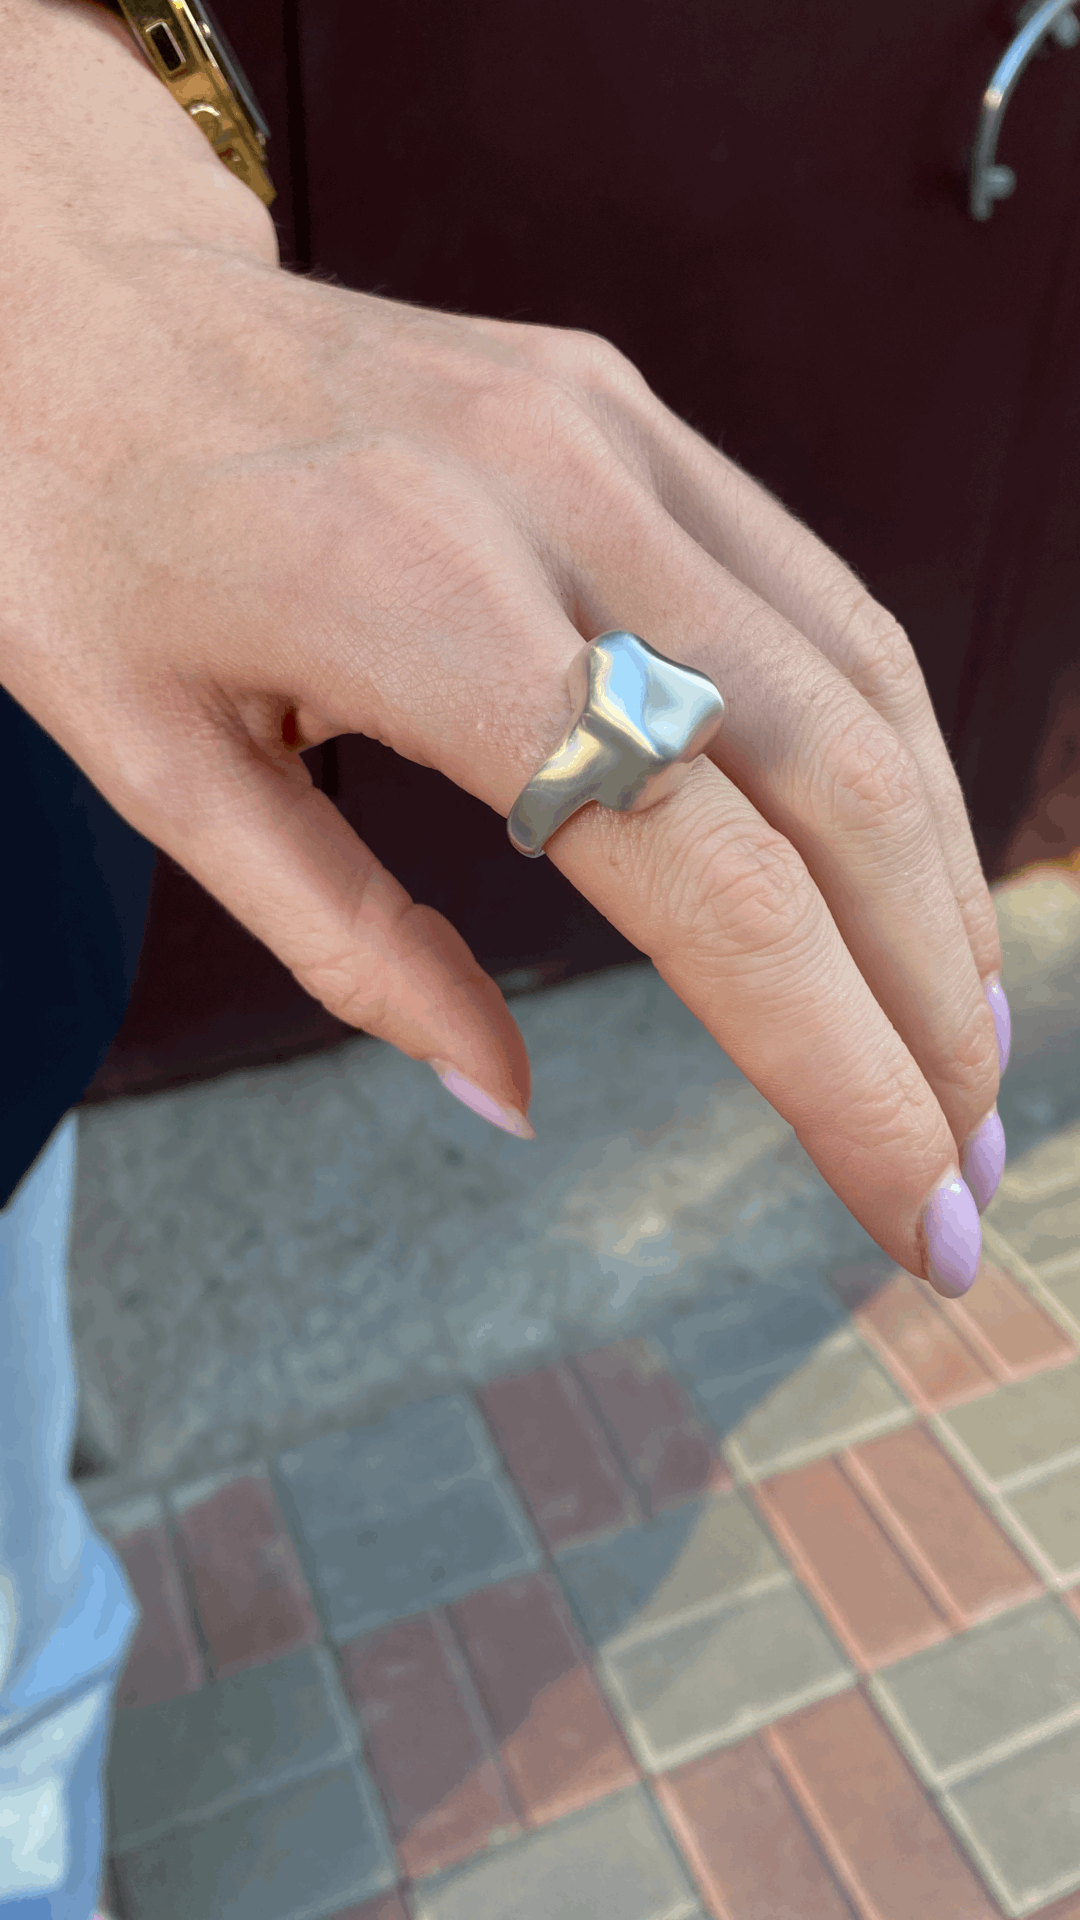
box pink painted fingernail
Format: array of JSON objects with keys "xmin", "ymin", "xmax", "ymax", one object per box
[
  {"xmin": 921, "ymin": 1170, "xmax": 981, "ymax": 1298},
  {"xmin": 984, "ymin": 971, "xmax": 1011, "ymax": 1075},
  {"xmin": 961, "ymin": 1105, "xmax": 1006, "ymax": 1213},
  {"xmin": 431, "ymin": 1063, "xmax": 535, "ymax": 1139}
]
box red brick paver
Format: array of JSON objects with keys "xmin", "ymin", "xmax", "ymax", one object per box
[
  {"xmin": 113, "ymin": 1523, "xmax": 204, "ymax": 1709},
  {"xmin": 573, "ymin": 1339, "xmax": 731, "ymax": 1514},
  {"xmin": 340, "ymin": 1612, "xmax": 518, "ymax": 1877},
  {"xmin": 451, "ymin": 1572, "xmax": 637, "ymax": 1825},
  {"xmin": 752, "ymin": 1457, "xmax": 948, "ymax": 1669},
  {"xmin": 479, "ymin": 1363, "xmax": 636, "ymax": 1549},
  {"xmin": 948, "ymin": 1262, "xmax": 1077, "ymax": 1380},
  {"xmin": 766, "ymin": 1690, "xmax": 999, "ymax": 1919},
  {"xmin": 656, "ymin": 1736, "xmax": 854, "ymax": 1919},
  {"xmin": 173, "ymin": 1474, "xmax": 319, "ymax": 1678},
  {"xmin": 846, "ymin": 1424, "xmax": 1040, "ymax": 1627},
  {"xmin": 831, "ymin": 1264, "xmax": 994, "ymax": 1410}
]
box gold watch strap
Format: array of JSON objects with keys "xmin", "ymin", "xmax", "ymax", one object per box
[{"xmin": 108, "ymin": 0, "xmax": 275, "ymax": 206}]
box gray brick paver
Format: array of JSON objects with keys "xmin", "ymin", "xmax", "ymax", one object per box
[
  {"xmin": 990, "ymin": 1192, "xmax": 1080, "ymax": 1274},
  {"xmin": 695, "ymin": 1328, "xmax": 911, "ymax": 1477},
  {"xmin": 871, "ymin": 1597, "xmax": 1080, "ymax": 1788},
  {"xmin": 944, "ymin": 1720, "xmax": 1080, "ymax": 1917},
  {"xmin": 109, "ymin": 1646, "xmax": 354, "ymax": 1849},
  {"xmin": 274, "ymin": 1395, "xmax": 503, "ymax": 1523},
  {"xmin": 941, "ymin": 1362, "xmax": 1080, "ymax": 1490},
  {"xmin": 408, "ymin": 1786, "xmax": 700, "ymax": 1920},
  {"xmin": 555, "ymin": 1490, "xmax": 786, "ymax": 1648},
  {"xmin": 600, "ymin": 1580, "xmax": 853, "ymax": 1770},
  {"xmin": 279, "ymin": 1474, "xmax": 541, "ymax": 1641},
  {"xmin": 272, "ymin": 1395, "xmax": 541, "ymax": 1638},
  {"xmin": 657, "ymin": 1274, "xmax": 846, "ymax": 1387},
  {"xmin": 114, "ymin": 1764, "xmax": 396, "ymax": 1920},
  {"xmin": 1005, "ymin": 1459, "xmax": 1080, "ymax": 1582}
]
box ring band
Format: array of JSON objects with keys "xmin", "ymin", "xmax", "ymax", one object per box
[{"xmin": 507, "ymin": 631, "xmax": 726, "ymax": 859}]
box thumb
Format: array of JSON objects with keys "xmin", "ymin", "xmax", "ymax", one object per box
[{"xmin": 134, "ymin": 730, "xmax": 535, "ymax": 1138}]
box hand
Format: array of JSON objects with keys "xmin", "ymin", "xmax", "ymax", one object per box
[{"xmin": 1, "ymin": 0, "xmax": 1007, "ymax": 1295}]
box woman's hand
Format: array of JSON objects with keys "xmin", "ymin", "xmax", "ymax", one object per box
[{"xmin": 1, "ymin": 0, "xmax": 1007, "ymax": 1295}]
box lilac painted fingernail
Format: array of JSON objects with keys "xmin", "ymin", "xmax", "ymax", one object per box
[
  {"xmin": 921, "ymin": 1170, "xmax": 982, "ymax": 1298},
  {"xmin": 431, "ymin": 1063, "xmax": 535, "ymax": 1139},
  {"xmin": 984, "ymin": 972, "xmax": 1011, "ymax": 1075},
  {"xmin": 961, "ymin": 1106, "xmax": 1006, "ymax": 1213}
]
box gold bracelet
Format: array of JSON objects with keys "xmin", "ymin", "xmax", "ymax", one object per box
[{"xmin": 105, "ymin": 0, "xmax": 274, "ymax": 206}]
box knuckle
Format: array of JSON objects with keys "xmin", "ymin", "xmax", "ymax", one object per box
[
  {"xmin": 849, "ymin": 608, "xmax": 926, "ymax": 710},
  {"xmin": 954, "ymin": 865, "xmax": 1003, "ymax": 968},
  {"xmin": 821, "ymin": 708, "xmax": 924, "ymax": 830},
  {"xmin": 467, "ymin": 361, "xmax": 597, "ymax": 462},
  {"xmin": 945, "ymin": 992, "xmax": 1002, "ymax": 1109},
  {"xmin": 522, "ymin": 324, "xmax": 646, "ymax": 404},
  {"xmin": 656, "ymin": 804, "xmax": 821, "ymax": 971},
  {"xmin": 295, "ymin": 951, "xmax": 386, "ymax": 1033}
]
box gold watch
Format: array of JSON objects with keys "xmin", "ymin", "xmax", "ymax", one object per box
[{"xmin": 105, "ymin": 0, "xmax": 275, "ymax": 206}]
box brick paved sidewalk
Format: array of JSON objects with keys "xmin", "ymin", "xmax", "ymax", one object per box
[{"xmin": 95, "ymin": 1197, "xmax": 1080, "ymax": 1920}]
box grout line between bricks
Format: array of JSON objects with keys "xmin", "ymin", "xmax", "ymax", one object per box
[
  {"xmin": 597, "ymin": 1647, "xmax": 857, "ymax": 1778},
  {"xmin": 635, "ymin": 1771, "xmax": 733, "ymax": 1920},
  {"xmin": 839, "ymin": 1309, "xmax": 993, "ymax": 1417},
  {"xmin": 990, "ymin": 1438, "xmax": 1080, "ymax": 1500},
  {"xmin": 434, "ymin": 1600, "xmax": 531, "ymax": 1835},
  {"xmin": 723, "ymin": 1400, "xmax": 915, "ymax": 1488},
  {"xmin": 932, "ymin": 1694, "xmax": 1080, "ymax": 1793},
  {"xmin": 648, "ymin": 1737, "xmax": 865, "ymax": 1920},
  {"xmin": 598, "ymin": 1565, "xmax": 795, "ymax": 1659},
  {"xmin": 649, "ymin": 1293, "xmax": 915, "ymax": 1484},
  {"xmin": 982, "ymin": 1221, "xmax": 1080, "ymax": 1346},
  {"xmin": 763, "ymin": 1667, "xmax": 1080, "ymax": 1920},
  {"xmin": 939, "ymin": 1784, "xmax": 1080, "ymax": 1920},
  {"xmin": 925, "ymin": 1413, "xmax": 1078, "ymax": 1589},
  {"xmin": 940, "ymin": 1286, "xmax": 1023, "ymax": 1388},
  {"xmin": 110, "ymin": 1742, "xmax": 363, "ymax": 1858},
  {"xmin": 865, "ymin": 1266, "xmax": 1016, "ymax": 1398},
  {"xmin": 166, "ymin": 1461, "xmax": 275, "ymax": 1515},
  {"xmin": 471, "ymin": 1370, "xmax": 646, "ymax": 1545},
  {"xmin": 110, "ymin": 1331, "xmax": 1069, "ymax": 1911},
  {"xmin": 865, "ymin": 1666, "xmax": 1080, "ymax": 1795},
  {"xmin": 835, "ymin": 1443, "xmax": 968, "ymax": 1635},
  {"xmin": 564, "ymin": 1344, "xmax": 645, "ymax": 1520},
  {"xmin": 163, "ymin": 1504, "xmax": 217, "ymax": 1687},
  {"xmin": 326, "ymin": 1644, "xmax": 409, "ymax": 1889},
  {"xmin": 1035, "ymin": 1246, "xmax": 1080, "ymax": 1285},
  {"xmin": 94, "ymin": 1494, "xmax": 166, "ymax": 1542},
  {"xmin": 749, "ymin": 1471, "xmax": 950, "ymax": 1676},
  {"xmin": 564, "ymin": 1342, "xmax": 661, "ymax": 1519},
  {"xmin": 762, "ymin": 1703, "xmax": 890, "ymax": 1920}
]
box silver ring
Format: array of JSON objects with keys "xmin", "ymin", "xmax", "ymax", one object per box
[{"xmin": 507, "ymin": 631, "xmax": 725, "ymax": 858}]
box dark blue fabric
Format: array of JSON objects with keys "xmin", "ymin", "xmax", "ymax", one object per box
[{"xmin": 1, "ymin": 686, "xmax": 155, "ymax": 1209}]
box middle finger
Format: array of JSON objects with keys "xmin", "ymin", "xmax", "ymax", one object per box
[{"xmin": 559, "ymin": 486, "xmax": 1001, "ymax": 1169}]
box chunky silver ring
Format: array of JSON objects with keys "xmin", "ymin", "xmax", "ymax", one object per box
[{"xmin": 507, "ymin": 631, "xmax": 725, "ymax": 858}]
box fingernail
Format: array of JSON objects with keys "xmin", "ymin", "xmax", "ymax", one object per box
[
  {"xmin": 431, "ymin": 1063, "xmax": 535, "ymax": 1140},
  {"xmin": 984, "ymin": 971, "xmax": 1011, "ymax": 1075},
  {"xmin": 921, "ymin": 1170, "xmax": 982, "ymax": 1298},
  {"xmin": 961, "ymin": 1105, "xmax": 1006, "ymax": 1213}
]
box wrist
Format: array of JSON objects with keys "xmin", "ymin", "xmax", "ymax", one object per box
[{"xmin": 0, "ymin": 0, "xmax": 276, "ymax": 261}]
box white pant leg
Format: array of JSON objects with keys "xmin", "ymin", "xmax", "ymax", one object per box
[{"xmin": 0, "ymin": 1119, "xmax": 137, "ymax": 1919}]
